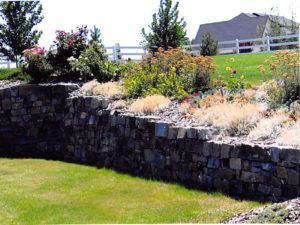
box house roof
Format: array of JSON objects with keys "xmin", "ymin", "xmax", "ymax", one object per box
[{"xmin": 193, "ymin": 13, "xmax": 269, "ymax": 44}]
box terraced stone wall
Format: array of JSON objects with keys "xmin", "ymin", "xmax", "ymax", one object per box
[{"xmin": 0, "ymin": 84, "xmax": 299, "ymax": 201}]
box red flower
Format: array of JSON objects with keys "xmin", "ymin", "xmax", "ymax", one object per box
[
  {"xmin": 38, "ymin": 65, "xmax": 43, "ymax": 69},
  {"xmin": 69, "ymin": 40, "xmax": 74, "ymax": 45},
  {"xmin": 192, "ymin": 93, "xmax": 201, "ymax": 97},
  {"xmin": 233, "ymin": 70, "xmax": 237, "ymax": 74}
]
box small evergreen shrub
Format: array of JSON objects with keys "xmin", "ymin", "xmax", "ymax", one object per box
[{"xmin": 200, "ymin": 32, "xmax": 218, "ymax": 56}]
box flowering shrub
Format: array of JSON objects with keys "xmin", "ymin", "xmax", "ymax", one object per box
[
  {"xmin": 259, "ymin": 50, "xmax": 300, "ymax": 107},
  {"xmin": 47, "ymin": 25, "xmax": 89, "ymax": 80},
  {"xmin": 22, "ymin": 46, "xmax": 53, "ymax": 82},
  {"xmin": 142, "ymin": 48, "xmax": 216, "ymax": 92},
  {"xmin": 123, "ymin": 64, "xmax": 188, "ymax": 99},
  {"xmin": 69, "ymin": 42, "xmax": 120, "ymax": 82}
]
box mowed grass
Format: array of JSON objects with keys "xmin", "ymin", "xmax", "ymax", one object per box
[
  {"xmin": 0, "ymin": 158, "xmax": 266, "ymax": 224},
  {"xmin": 212, "ymin": 52, "xmax": 274, "ymax": 86},
  {"xmin": 0, "ymin": 68, "xmax": 30, "ymax": 81}
]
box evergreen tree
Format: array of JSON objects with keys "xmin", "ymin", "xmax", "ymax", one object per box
[
  {"xmin": 141, "ymin": 0, "xmax": 187, "ymax": 52},
  {"xmin": 200, "ymin": 32, "xmax": 218, "ymax": 56},
  {"xmin": 89, "ymin": 25, "xmax": 102, "ymax": 45},
  {"xmin": 0, "ymin": 1, "xmax": 44, "ymax": 67}
]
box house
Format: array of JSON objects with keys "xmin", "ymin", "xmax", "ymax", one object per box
[{"xmin": 193, "ymin": 13, "xmax": 296, "ymax": 53}]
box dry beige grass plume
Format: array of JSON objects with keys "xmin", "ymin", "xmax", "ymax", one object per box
[
  {"xmin": 112, "ymin": 100, "xmax": 127, "ymax": 109},
  {"xmin": 92, "ymin": 82, "xmax": 122, "ymax": 98},
  {"xmin": 248, "ymin": 109, "xmax": 289, "ymax": 141},
  {"xmin": 279, "ymin": 120, "xmax": 300, "ymax": 148},
  {"xmin": 130, "ymin": 95, "xmax": 170, "ymax": 113},
  {"xmin": 193, "ymin": 103, "xmax": 264, "ymax": 136},
  {"xmin": 81, "ymin": 80, "xmax": 99, "ymax": 93}
]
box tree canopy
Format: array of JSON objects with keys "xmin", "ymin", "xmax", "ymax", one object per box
[
  {"xmin": 141, "ymin": 0, "xmax": 187, "ymax": 52},
  {"xmin": 0, "ymin": 1, "xmax": 44, "ymax": 66}
]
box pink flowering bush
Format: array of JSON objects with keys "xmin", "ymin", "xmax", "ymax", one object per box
[
  {"xmin": 47, "ymin": 25, "xmax": 89, "ymax": 80},
  {"xmin": 22, "ymin": 46, "xmax": 53, "ymax": 82}
]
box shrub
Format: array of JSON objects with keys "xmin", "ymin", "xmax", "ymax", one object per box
[
  {"xmin": 69, "ymin": 42, "xmax": 119, "ymax": 82},
  {"xmin": 200, "ymin": 32, "xmax": 218, "ymax": 56},
  {"xmin": 22, "ymin": 46, "xmax": 53, "ymax": 82},
  {"xmin": 47, "ymin": 25, "xmax": 89, "ymax": 80},
  {"xmin": 130, "ymin": 95, "xmax": 170, "ymax": 113},
  {"xmin": 123, "ymin": 64, "xmax": 188, "ymax": 99},
  {"xmin": 260, "ymin": 50, "xmax": 300, "ymax": 107},
  {"xmin": 142, "ymin": 47, "xmax": 216, "ymax": 93}
]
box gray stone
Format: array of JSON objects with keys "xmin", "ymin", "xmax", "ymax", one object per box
[
  {"xmin": 287, "ymin": 169, "xmax": 299, "ymax": 186},
  {"xmin": 217, "ymin": 168, "xmax": 235, "ymax": 180},
  {"xmin": 230, "ymin": 158, "xmax": 242, "ymax": 170},
  {"xmin": 177, "ymin": 127, "xmax": 187, "ymax": 139},
  {"xmin": 269, "ymin": 147, "xmax": 280, "ymax": 162},
  {"xmin": 207, "ymin": 158, "xmax": 220, "ymax": 168},
  {"xmin": 187, "ymin": 128, "xmax": 197, "ymax": 139},
  {"xmin": 155, "ymin": 123, "xmax": 169, "ymax": 137},
  {"xmin": 91, "ymin": 98, "xmax": 101, "ymax": 109},
  {"xmin": 241, "ymin": 171, "xmax": 261, "ymax": 182},
  {"xmin": 202, "ymin": 142, "xmax": 212, "ymax": 156},
  {"xmin": 258, "ymin": 184, "xmax": 271, "ymax": 194},
  {"xmin": 2, "ymin": 98, "xmax": 11, "ymax": 110},
  {"xmin": 168, "ymin": 127, "xmax": 178, "ymax": 139},
  {"xmin": 144, "ymin": 149, "xmax": 153, "ymax": 162},
  {"xmin": 170, "ymin": 151, "xmax": 180, "ymax": 163},
  {"xmin": 277, "ymin": 166, "xmax": 288, "ymax": 179},
  {"xmin": 80, "ymin": 112, "xmax": 87, "ymax": 119},
  {"xmin": 221, "ymin": 144, "xmax": 231, "ymax": 158}
]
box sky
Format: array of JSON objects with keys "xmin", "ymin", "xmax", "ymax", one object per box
[{"xmin": 35, "ymin": 0, "xmax": 299, "ymax": 49}]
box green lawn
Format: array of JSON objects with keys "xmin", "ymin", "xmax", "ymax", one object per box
[
  {"xmin": 0, "ymin": 158, "xmax": 266, "ymax": 224},
  {"xmin": 212, "ymin": 52, "xmax": 274, "ymax": 86},
  {"xmin": 0, "ymin": 68, "xmax": 30, "ymax": 81}
]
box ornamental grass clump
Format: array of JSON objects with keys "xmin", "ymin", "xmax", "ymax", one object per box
[
  {"xmin": 248, "ymin": 109, "xmax": 289, "ymax": 141},
  {"xmin": 279, "ymin": 120, "xmax": 300, "ymax": 148},
  {"xmin": 92, "ymin": 82, "xmax": 122, "ymax": 98},
  {"xmin": 130, "ymin": 95, "xmax": 170, "ymax": 113},
  {"xmin": 193, "ymin": 102, "xmax": 264, "ymax": 136}
]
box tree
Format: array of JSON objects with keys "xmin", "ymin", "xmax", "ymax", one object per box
[
  {"xmin": 141, "ymin": 0, "xmax": 187, "ymax": 52},
  {"xmin": 0, "ymin": 1, "xmax": 44, "ymax": 67},
  {"xmin": 200, "ymin": 32, "xmax": 218, "ymax": 56},
  {"xmin": 89, "ymin": 25, "xmax": 102, "ymax": 45}
]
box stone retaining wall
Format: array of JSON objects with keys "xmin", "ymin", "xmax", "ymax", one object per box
[{"xmin": 1, "ymin": 84, "xmax": 299, "ymax": 201}]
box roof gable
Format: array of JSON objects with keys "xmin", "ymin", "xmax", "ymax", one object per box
[{"xmin": 193, "ymin": 13, "xmax": 269, "ymax": 44}]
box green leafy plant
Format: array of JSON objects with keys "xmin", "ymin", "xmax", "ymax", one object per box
[
  {"xmin": 22, "ymin": 46, "xmax": 53, "ymax": 82},
  {"xmin": 69, "ymin": 42, "xmax": 118, "ymax": 82},
  {"xmin": 260, "ymin": 50, "xmax": 300, "ymax": 107},
  {"xmin": 123, "ymin": 64, "xmax": 187, "ymax": 99}
]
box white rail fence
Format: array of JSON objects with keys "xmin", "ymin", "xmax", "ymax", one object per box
[
  {"xmin": 0, "ymin": 34, "xmax": 299, "ymax": 68},
  {"xmin": 105, "ymin": 34, "xmax": 299, "ymax": 61}
]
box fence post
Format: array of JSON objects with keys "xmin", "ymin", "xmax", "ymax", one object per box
[
  {"xmin": 267, "ymin": 36, "xmax": 270, "ymax": 52},
  {"xmin": 114, "ymin": 43, "xmax": 121, "ymax": 61},
  {"xmin": 236, "ymin": 39, "xmax": 239, "ymax": 54}
]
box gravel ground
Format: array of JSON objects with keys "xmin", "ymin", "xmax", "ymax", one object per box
[
  {"xmin": 225, "ymin": 198, "xmax": 300, "ymax": 223},
  {"xmin": 0, "ymin": 80, "xmax": 26, "ymax": 89}
]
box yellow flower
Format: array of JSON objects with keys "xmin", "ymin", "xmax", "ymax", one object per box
[
  {"xmin": 282, "ymin": 72, "xmax": 288, "ymax": 77},
  {"xmin": 240, "ymin": 75, "xmax": 244, "ymax": 79},
  {"xmin": 230, "ymin": 58, "xmax": 235, "ymax": 62},
  {"xmin": 226, "ymin": 66, "xmax": 232, "ymax": 73}
]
